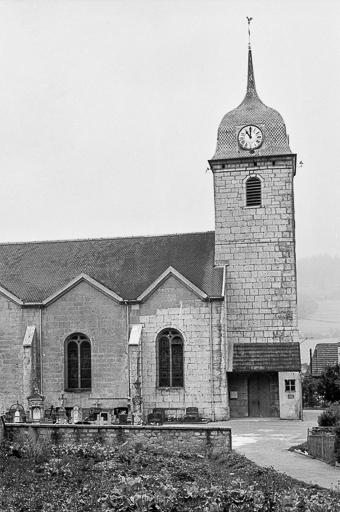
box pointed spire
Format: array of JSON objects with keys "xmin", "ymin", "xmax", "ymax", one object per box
[
  {"xmin": 246, "ymin": 47, "xmax": 257, "ymax": 96},
  {"xmin": 245, "ymin": 17, "xmax": 259, "ymax": 101}
]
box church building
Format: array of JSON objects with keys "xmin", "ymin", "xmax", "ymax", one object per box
[{"xmin": 0, "ymin": 40, "xmax": 302, "ymax": 421}]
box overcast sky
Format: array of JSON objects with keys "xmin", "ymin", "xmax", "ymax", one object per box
[{"xmin": 0, "ymin": 0, "xmax": 338, "ymax": 260}]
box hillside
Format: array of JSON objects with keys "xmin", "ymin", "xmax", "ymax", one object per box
[
  {"xmin": 297, "ymin": 255, "xmax": 340, "ymax": 363},
  {"xmin": 297, "ymin": 254, "xmax": 340, "ymax": 299}
]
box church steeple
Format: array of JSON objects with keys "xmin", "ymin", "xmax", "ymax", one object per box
[{"xmin": 210, "ymin": 29, "xmax": 292, "ymax": 162}]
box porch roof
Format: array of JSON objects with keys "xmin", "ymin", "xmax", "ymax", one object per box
[{"xmin": 232, "ymin": 343, "xmax": 301, "ymax": 372}]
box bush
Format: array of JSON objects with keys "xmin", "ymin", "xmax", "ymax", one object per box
[
  {"xmin": 317, "ymin": 364, "xmax": 340, "ymax": 402},
  {"xmin": 334, "ymin": 423, "xmax": 340, "ymax": 464},
  {"xmin": 318, "ymin": 402, "xmax": 340, "ymax": 426},
  {"xmin": 302, "ymin": 374, "xmax": 321, "ymax": 408}
]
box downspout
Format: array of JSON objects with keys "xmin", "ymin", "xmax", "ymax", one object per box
[
  {"xmin": 209, "ymin": 299, "xmax": 215, "ymax": 421},
  {"xmin": 126, "ymin": 302, "xmax": 131, "ymax": 397},
  {"xmin": 223, "ymin": 265, "xmax": 229, "ymax": 419},
  {"xmin": 40, "ymin": 307, "xmax": 43, "ymax": 394},
  {"xmin": 222, "ymin": 265, "xmax": 228, "ymax": 373}
]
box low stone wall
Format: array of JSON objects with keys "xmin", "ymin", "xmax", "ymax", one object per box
[{"xmin": 3, "ymin": 423, "xmax": 232, "ymax": 456}]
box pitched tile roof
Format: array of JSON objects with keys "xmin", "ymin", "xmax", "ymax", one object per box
[
  {"xmin": 311, "ymin": 343, "xmax": 340, "ymax": 377},
  {"xmin": 232, "ymin": 343, "xmax": 301, "ymax": 372},
  {"xmin": 0, "ymin": 231, "xmax": 223, "ymax": 303}
]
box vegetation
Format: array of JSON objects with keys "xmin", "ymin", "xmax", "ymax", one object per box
[
  {"xmin": 317, "ymin": 364, "xmax": 340, "ymax": 403},
  {"xmin": 302, "ymin": 374, "xmax": 322, "ymax": 408},
  {"xmin": 1, "ymin": 437, "xmax": 340, "ymax": 511},
  {"xmin": 318, "ymin": 402, "xmax": 340, "ymax": 427}
]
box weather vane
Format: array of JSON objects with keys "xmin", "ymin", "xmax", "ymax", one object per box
[{"xmin": 246, "ymin": 17, "xmax": 253, "ymax": 48}]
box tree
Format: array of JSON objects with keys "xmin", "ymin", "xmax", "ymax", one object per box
[
  {"xmin": 317, "ymin": 364, "xmax": 340, "ymax": 403},
  {"xmin": 302, "ymin": 374, "xmax": 320, "ymax": 408}
]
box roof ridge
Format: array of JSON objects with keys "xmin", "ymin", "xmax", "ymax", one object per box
[{"xmin": 0, "ymin": 230, "xmax": 216, "ymax": 247}]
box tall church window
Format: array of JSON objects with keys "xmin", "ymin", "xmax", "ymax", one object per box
[
  {"xmin": 65, "ymin": 333, "xmax": 91, "ymax": 390},
  {"xmin": 158, "ymin": 329, "xmax": 184, "ymax": 387},
  {"xmin": 246, "ymin": 176, "xmax": 262, "ymax": 207}
]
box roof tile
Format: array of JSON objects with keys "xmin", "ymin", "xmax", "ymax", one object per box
[
  {"xmin": 233, "ymin": 343, "xmax": 301, "ymax": 372},
  {"xmin": 0, "ymin": 231, "xmax": 223, "ymax": 303}
]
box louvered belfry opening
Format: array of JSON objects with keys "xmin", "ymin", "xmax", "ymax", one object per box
[{"xmin": 246, "ymin": 176, "xmax": 261, "ymax": 207}]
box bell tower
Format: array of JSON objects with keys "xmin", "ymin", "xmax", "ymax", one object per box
[{"xmin": 209, "ymin": 25, "xmax": 301, "ymax": 419}]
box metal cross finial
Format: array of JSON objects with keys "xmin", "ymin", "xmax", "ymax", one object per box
[{"xmin": 246, "ymin": 17, "xmax": 253, "ymax": 48}]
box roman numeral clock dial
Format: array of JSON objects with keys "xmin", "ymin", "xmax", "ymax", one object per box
[{"xmin": 238, "ymin": 125, "xmax": 263, "ymax": 150}]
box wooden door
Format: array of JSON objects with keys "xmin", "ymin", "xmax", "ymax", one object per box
[{"xmin": 248, "ymin": 374, "xmax": 271, "ymax": 417}]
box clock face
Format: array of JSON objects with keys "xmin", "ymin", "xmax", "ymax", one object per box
[{"xmin": 238, "ymin": 125, "xmax": 263, "ymax": 150}]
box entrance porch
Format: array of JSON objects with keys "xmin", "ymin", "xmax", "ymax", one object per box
[{"xmin": 228, "ymin": 371, "xmax": 279, "ymax": 418}]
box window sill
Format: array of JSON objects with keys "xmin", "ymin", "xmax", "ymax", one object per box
[
  {"xmin": 64, "ymin": 388, "xmax": 92, "ymax": 393},
  {"xmin": 157, "ymin": 387, "xmax": 184, "ymax": 390}
]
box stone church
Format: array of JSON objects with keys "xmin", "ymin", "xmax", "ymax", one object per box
[{"xmin": 0, "ymin": 43, "xmax": 302, "ymax": 422}]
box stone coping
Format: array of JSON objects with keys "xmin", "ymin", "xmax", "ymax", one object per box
[{"xmin": 5, "ymin": 423, "xmax": 231, "ymax": 432}]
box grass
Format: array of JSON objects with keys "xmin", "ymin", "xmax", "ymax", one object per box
[{"xmin": 1, "ymin": 439, "xmax": 340, "ymax": 511}]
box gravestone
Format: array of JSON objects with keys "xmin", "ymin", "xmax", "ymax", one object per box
[{"xmin": 72, "ymin": 405, "xmax": 83, "ymax": 424}]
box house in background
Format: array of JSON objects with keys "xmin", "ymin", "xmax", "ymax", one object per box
[
  {"xmin": 0, "ymin": 39, "xmax": 302, "ymax": 421},
  {"xmin": 309, "ymin": 343, "xmax": 340, "ymax": 377}
]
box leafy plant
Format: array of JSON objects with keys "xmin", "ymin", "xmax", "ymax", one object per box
[
  {"xmin": 318, "ymin": 402, "xmax": 340, "ymax": 426},
  {"xmin": 317, "ymin": 364, "xmax": 340, "ymax": 402},
  {"xmin": 1, "ymin": 439, "xmax": 340, "ymax": 511},
  {"xmin": 302, "ymin": 374, "xmax": 322, "ymax": 408}
]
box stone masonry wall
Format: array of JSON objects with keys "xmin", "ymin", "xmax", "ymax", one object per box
[
  {"xmin": 5, "ymin": 423, "xmax": 231, "ymax": 457},
  {"xmin": 0, "ymin": 278, "xmax": 227, "ymax": 422},
  {"xmin": 213, "ymin": 156, "xmax": 298, "ymax": 344},
  {"xmin": 42, "ymin": 281, "xmax": 129, "ymax": 410},
  {"xmin": 130, "ymin": 277, "xmax": 227, "ymax": 420}
]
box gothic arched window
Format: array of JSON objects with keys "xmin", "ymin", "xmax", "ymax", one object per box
[
  {"xmin": 65, "ymin": 333, "xmax": 91, "ymax": 390},
  {"xmin": 246, "ymin": 176, "xmax": 262, "ymax": 207},
  {"xmin": 158, "ymin": 329, "xmax": 184, "ymax": 387}
]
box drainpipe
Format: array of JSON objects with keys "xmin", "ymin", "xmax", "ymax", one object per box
[
  {"xmin": 125, "ymin": 302, "xmax": 131, "ymax": 397},
  {"xmin": 209, "ymin": 299, "xmax": 215, "ymax": 421},
  {"xmin": 40, "ymin": 307, "xmax": 43, "ymax": 394}
]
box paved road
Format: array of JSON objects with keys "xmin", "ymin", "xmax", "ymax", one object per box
[{"xmin": 218, "ymin": 411, "xmax": 340, "ymax": 491}]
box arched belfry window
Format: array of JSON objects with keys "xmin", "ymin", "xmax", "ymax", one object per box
[
  {"xmin": 246, "ymin": 176, "xmax": 262, "ymax": 207},
  {"xmin": 65, "ymin": 333, "xmax": 91, "ymax": 390},
  {"xmin": 158, "ymin": 329, "xmax": 184, "ymax": 387}
]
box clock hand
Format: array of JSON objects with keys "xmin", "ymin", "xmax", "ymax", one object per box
[
  {"xmin": 249, "ymin": 126, "xmax": 252, "ymax": 138},
  {"xmin": 245, "ymin": 130, "xmax": 251, "ymax": 138}
]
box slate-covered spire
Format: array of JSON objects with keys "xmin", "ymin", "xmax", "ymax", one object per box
[
  {"xmin": 210, "ymin": 21, "xmax": 292, "ymax": 161},
  {"xmin": 245, "ymin": 47, "xmax": 259, "ymax": 101}
]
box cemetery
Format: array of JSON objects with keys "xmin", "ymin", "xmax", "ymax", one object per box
[{"xmin": 0, "ymin": 387, "xmax": 231, "ymax": 457}]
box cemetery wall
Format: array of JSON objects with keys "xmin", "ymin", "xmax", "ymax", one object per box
[{"xmin": 4, "ymin": 423, "xmax": 231, "ymax": 456}]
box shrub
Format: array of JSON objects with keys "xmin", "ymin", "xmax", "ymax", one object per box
[
  {"xmin": 334, "ymin": 423, "xmax": 340, "ymax": 464},
  {"xmin": 318, "ymin": 402, "xmax": 340, "ymax": 426},
  {"xmin": 302, "ymin": 374, "xmax": 322, "ymax": 408},
  {"xmin": 317, "ymin": 364, "xmax": 340, "ymax": 402}
]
